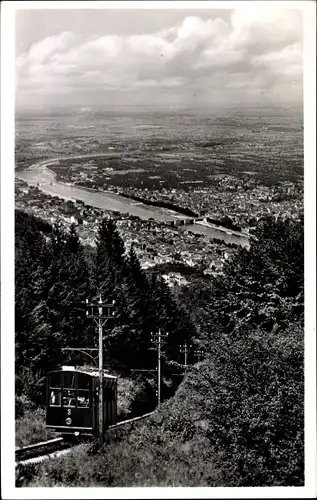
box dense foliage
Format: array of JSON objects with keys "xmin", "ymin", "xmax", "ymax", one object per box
[
  {"xmin": 176, "ymin": 214, "xmax": 304, "ymax": 340},
  {"xmin": 159, "ymin": 214, "xmax": 304, "ymax": 485}
]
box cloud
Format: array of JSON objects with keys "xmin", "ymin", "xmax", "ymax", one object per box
[{"xmin": 16, "ymin": 8, "xmax": 303, "ymax": 108}]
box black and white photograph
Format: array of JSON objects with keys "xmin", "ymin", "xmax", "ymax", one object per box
[{"xmin": 1, "ymin": 0, "xmax": 316, "ymax": 497}]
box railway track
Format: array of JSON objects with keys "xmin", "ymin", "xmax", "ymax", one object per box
[
  {"xmin": 16, "ymin": 411, "xmax": 155, "ymax": 467},
  {"xmin": 110, "ymin": 411, "xmax": 154, "ymax": 429}
]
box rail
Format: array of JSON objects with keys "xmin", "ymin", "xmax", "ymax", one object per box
[
  {"xmin": 16, "ymin": 437, "xmax": 63, "ymax": 454},
  {"xmin": 15, "ymin": 411, "xmax": 155, "ymax": 467},
  {"xmin": 15, "ymin": 437, "xmax": 70, "ymax": 465},
  {"xmin": 109, "ymin": 411, "xmax": 154, "ymax": 429}
]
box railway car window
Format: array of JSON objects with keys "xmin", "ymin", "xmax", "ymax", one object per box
[
  {"xmin": 49, "ymin": 373, "xmax": 62, "ymax": 388},
  {"xmin": 62, "ymin": 390, "xmax": 76, "ymax": 407},
  {"xmin": 49, "ymin": 389, "xmax": 61, "ymax": 406},
  {"xmin": 78, "ymin": 374, "xmax": 91, "ymax": 390},
  {"xmin": 77, "ymin": 390, "xmax": 90, "ymax": 408},
  {"xmin": 63, "ymin": 373, "xmax": 76, "ymax": 389}
]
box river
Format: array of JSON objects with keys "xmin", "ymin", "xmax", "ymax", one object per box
[{"xmin": 15, "ymin": 159, "xmax": 249, "ymax": 248}]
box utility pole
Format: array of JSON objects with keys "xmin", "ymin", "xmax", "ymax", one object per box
[
  {"xmin": 151, "ymin": 329, "xmax": 168, "ymax": 406},
  {"xmin": 86, "ymin": 295, "xmax": 115, "ymax": 448},
  {"xmin": 194, "ymin": 348, "xmax": 205, "ymax": 363},
  {"xmin": 180, "ymin": 343, "xmax": 192, "ymax": 367}
]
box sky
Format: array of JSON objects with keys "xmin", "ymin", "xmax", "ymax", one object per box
[{"xmin": 15, "ymin": 5, "xmax": 304, "ymax": 111}]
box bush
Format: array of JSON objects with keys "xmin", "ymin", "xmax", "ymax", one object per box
[
  {"xmin": 15, "ymin": 369, "xmax": 46, "ymax": 407},
  {"xmin": 205, "ymin": 323, "xmax": 304, "ymax": 486},
  {"xmin": 15, "ymin": 395, "xmax": 35, "ymax": 419},
  {"xmin": 116, "ymin": 375, "xmax": 159, "ymax": 420},
  {"xmin": 117, "ymin": 377, "xmax": 147, "ymax": 420},
  {"xmin": 16, "ymin": 407, "xmax": 55, "ymax": 448},
  {"xmin": 17, "ymin": 420, "xmax": 222, "ymax": 487}
]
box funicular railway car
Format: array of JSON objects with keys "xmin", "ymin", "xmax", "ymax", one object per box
[{"xmin": 46, "ymin": 366, "xmax": 117, "ymax": 438}]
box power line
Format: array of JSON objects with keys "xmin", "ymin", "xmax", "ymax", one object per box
[{"xmin": 61, "ymin": 347, "xmax": 98, "ymax": 366}]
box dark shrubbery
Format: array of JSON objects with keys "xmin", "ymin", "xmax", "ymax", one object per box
[
  {"xmin": 16, "ymin": 407, "xmax": 55, "ymax": 448},
  {"xmin": 203, "ymin": 323, "xmax": 303, "ymax": 486},
  {"xmin": 15, "ymin": 395, "xmax": 35, "ymax": 419}
]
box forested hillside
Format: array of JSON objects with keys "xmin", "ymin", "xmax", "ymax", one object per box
[
  {"xmin": 15, "ymin": 211, "xmax": 304, "ymax": 487},
  {"xmin": 15, "ymin": 210, "xmax": 195, "ymax": 405}
]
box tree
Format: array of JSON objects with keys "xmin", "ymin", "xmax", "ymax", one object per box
[
  {"xmin": 15, "ymin": 214, "xmax": 93, "ymax": 400},
  {"xmin": 105, "ymin": 243, "xmax": 152, "ymax": 369},
  {"xmin": 92, "ymin": 218, "xmax": 130, "ymax": 367},
  {"xmin": 15, "ymin": 212, "xmax": 55, "ymax": 402},
  {"xmin": 56, "ymin": 225, "xmax": 92, "ymax": 363},
  {"xmin": 146, "ymin": 273, "xmax": 194, "ymax": 364},
  {"xmin": 93, "ymin": 218, "xmax": 126, "ymax": 298},
  {"xmin": 185, "ymin": 215, "xmax": 304, "ymax": 341},
  {"xmin": 51, "ymin": 218, "xmax": 67, "ymax": 257},
  {"xmin": 66, "ymin": 223, "xmax": 81, "ymax": 254}
]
